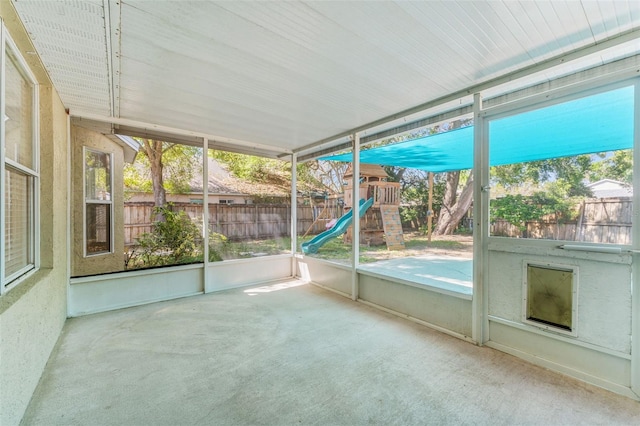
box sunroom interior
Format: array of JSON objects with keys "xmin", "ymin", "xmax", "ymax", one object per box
[{"xmin": 2, "ymin": 1, "xmax": 640, "ymax": 424}]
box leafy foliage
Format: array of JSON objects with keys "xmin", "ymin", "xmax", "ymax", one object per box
[
  {"xmin": 210, "ymin": 151, "xmax": 290, "ymax": 184},
  {"xmin": 208, "ymin": 232, "xmax": 229, "ymax": 262},
  {"xmin": 133, "ymin": 204, "xmax": 202, "ymax": 267},
  {"xmin": 588, "ymin": 150, "xmax": 633, "ymax": 184},
  {"xmin": 490, "ymin": 193, "xmax": 578, "ymax": 231},
  {"xmin": 124, "ymin": 142, "xmax": 201, "ymax": 195},
  {"xmin": 492, "ymin": 155, "xmax": 593, "ymax": 197}
]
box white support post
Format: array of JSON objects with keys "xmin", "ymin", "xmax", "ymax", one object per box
[
  {"xmin": 0, "ymin": 24, "xmax": 6, "ymax": 291},
  {"xmin": 472, "ymin": 92, "xmax": 488, "ymax": 345},
  {"xmin": 290, "ymin": 153, "xmax": 298, "ymax": 274},
  {"xmin": 631, "ymin": 80, "xmax": 640, "ymax": 397},
  {"xmin": 202, "ymin": 138, "xmax": 210, "ymax": 293},
  {"xmin": 66, "ymin": 111, "xmax": 72, "ymax": 314},
  {"xmin": 351, "ymin": 133, "xmax": 360, "ymax": 301}
]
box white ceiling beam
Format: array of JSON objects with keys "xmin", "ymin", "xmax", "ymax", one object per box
[
  {"xmin": 71, "ymin": 112, "xmax": 291, "ymax": 157},
  {"xmin": 104, "ymin": 0, "xmax": 121, "ymax": 118}
]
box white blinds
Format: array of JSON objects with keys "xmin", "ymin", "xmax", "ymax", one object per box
[{"xmin": 4, "ymin": 168, "xmax": 33, "ymax": 279}]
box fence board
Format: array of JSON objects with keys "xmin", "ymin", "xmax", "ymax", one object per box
[
  {"xmin": 124, "ymin": 202, "xmax": 319, "ymax": 245},
  {"xmin": 491, "ymin": 198, "xmax": 632, "ymax": 243}
]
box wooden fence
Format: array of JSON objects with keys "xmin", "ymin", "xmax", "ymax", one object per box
[
  {"xmin": 124, "ymin": 202, "xmax": 326, "ymax": 245},
  {"xmin": 491, "ymin": 198, "xmax": 632, "ymax": 244}
]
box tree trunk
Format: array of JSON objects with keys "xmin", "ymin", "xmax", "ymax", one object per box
[
  {"xmin": 434, "ymin": 172, "xmax": 474, "ymax": 235},
  {"xmin": 441, "ymin": 171, "xmax": 460, "ymax": 208},
  {"xmin": 141, "ymin": 139, "xmax": 167, "ymax": 220}
]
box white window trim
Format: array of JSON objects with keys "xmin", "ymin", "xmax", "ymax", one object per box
[
  {"xmin": 1, "ymin": 22, "xmax": 40, "ymax": 293},
  {"xmin": 82, "ymin": 147, "xmax": 114, "ymax": 257}
]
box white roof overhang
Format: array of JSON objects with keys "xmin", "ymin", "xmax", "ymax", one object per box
[{"xmin": 11, "ymin": 0, "xmax": 640, "ymax": 159}]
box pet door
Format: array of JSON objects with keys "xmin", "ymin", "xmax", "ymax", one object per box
[{"xmin": 523, "ymin": 262, "xmax": 577, "ymax": 336}]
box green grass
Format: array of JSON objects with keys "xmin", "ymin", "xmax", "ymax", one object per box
[{"xmin": 127, "ymin": 232, "xmax": 470, "ymax": 269}]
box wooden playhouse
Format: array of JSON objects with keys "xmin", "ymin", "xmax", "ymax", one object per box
[{"xmin": 343, "ymin": 164, "xmax": 405, "ymax": 250}]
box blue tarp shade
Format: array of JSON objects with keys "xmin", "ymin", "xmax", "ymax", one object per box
[{"xmin": 321, "ymin": 86, "xmax": 634, "ymax": 172}]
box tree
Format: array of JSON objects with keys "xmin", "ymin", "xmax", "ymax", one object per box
[
  {"xmin": 588, "ymin": 149, "xmax": 632, "ymax": 184},
  {"xmin": 124, "ymin": 139, "xmax": 201, "ymax": 212},
  {"xmin": 434, "ymin": 171, "xmax": 474, "ymax": 235},
  {"xmin": 429, "ymin": 119, "xmax": 474, "ymax": 235},
  {"xmin": 490, "ymin": 192, "xmax": 576, "ymax": 233},
  {"xmin": 210, "ymin": 150, "xmax": 350, "ymax": 197}
]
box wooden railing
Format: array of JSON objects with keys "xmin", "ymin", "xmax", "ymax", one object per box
[{"xmin": 344, "ymin": 182, "xmax": 401, "ymax": 208}]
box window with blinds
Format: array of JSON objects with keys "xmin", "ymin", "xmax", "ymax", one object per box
[
  {"xmin": 2, "ymin": 28, "xmax": 38, "ymax": 290},
  {"xmin": 84, "ymin": 149, "xmax": 113, "ymax": 255}
]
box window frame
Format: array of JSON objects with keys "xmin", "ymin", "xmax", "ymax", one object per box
[
  {"xmin": 83, "ymin": 147, "xmax": 114, "ymax": 257},
  {"xmin": 0, "ymin": 24, "xmax": 40, "ymax": 293},
  {"xmin": 483, "ymin": 79, "xmax": 637, "ymax": 247}
]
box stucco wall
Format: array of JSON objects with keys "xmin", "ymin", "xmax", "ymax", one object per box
[
  {"xmin": 0, "ymin": 4, "xmax": 70, "ymax": 421},
  {"xmin": 71, "ymin": 126, "xmax": 125, "ymax": 277}
]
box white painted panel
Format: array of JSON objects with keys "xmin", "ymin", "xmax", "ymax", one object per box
[
  {"xmin": 488, "ymin": 247, "xmax": 632, "ymax": 353},
  {"xmin": 296, "ymin": 257, "xmax": 352, "ymax": 296},
  {"xmin": 359, "ymin": 274, "xmax": 472, "ymax": 338},
  {"xmin": 208, "ymin": 255, "xmax": 292, "ymax": 292},
  {"xmin": 489, "ymin": 321, "xmax": 632, "ymax": 397},
  {"xmin": 69, "ymin": 265, "xmax": 204, "ymax": 316}
]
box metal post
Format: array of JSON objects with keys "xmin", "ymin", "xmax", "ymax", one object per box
[
  {"xmin": 472, "ymin": 92, "xmax": 488, "ymax": 345},
  {"xmin": 351, "ymin": 133, "xmax": 360, "ymax": 300},
  {"xmin": 427, "ymin": 172, "xmax": 433, "ymax": 242},
  {"xmin": 291, "ymin": 153, "xmax": 297, "ymax": 255},
  {"xmin": 630, "ymin": 80, "xmax": 640, "ymax": 397},
  {"xmin": 203, "ymin": 138, "xmax": 210, "ymax": 293}
]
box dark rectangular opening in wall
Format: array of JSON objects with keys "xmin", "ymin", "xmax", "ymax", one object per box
[{"xmin": 525, "ymin": 264, "xmax": 575, "ymax": 333}]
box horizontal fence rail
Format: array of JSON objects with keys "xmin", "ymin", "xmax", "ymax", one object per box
[{"xmin": 124, "ymin": 202, "xmax": 353, "ymax": 245}]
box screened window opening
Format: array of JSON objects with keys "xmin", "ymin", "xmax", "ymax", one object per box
[
  {"xmin": 85, "ymin": 149, "xmax": 113, "ymax": 255},
  {"xmin": 489, "ymin": 85, "xmax": 634, "ymax": 244}
]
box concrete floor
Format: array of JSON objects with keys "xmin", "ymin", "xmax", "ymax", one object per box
[
  {"xmin": 23, "ymin": 280, "xmax": 640, "ymax": 425},
  {"xmin": 359, "ymin": 255, "xmax": 473, "ymax": 296}
]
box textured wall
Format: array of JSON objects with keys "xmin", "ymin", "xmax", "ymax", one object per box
[
  {"xmin": 488, "ymin": 249, "xmax": 632, "ymax": 353},
  {"xmin": 71, "ymin": 126, "xmax": 125, "ymax": 277},
  {"xmin": 0, "ymin": 13, "xmax": 70, "ymax": 422}
]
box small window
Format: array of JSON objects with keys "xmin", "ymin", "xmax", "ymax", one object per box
[
  {"xmin": 84, "ymin": 148, "xmax": 113, "ymax": 256},
  {"xmin": 523, "ymin": 262, "xmax": 578, "ymax": 336}
]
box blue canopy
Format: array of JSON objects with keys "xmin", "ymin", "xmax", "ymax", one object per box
[{"xmin": 321, "ymin": 86, "xmax": 634, "ymax": 172}]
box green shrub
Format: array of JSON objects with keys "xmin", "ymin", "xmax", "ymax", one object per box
[
  {"xmin": 208, "ymin": 232, "xmax": 228, "ymax": 261},
  {"xmin": 136, "ymin": 204, "xmax": 201, "ymax": 266}
]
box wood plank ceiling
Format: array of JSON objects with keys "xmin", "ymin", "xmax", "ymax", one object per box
[{"xmin": 12, "ymin": 0, "xmax": 640, "ymax": 157}]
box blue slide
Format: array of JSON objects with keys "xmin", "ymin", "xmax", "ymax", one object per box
[{"xmin": 302, "ymin": 198, "xmax": 374, "ymax": 254}]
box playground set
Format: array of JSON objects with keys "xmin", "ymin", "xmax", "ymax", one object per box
[{"xmin": 302, "ymin": 164, "xmax": 404, "ymax": 254}]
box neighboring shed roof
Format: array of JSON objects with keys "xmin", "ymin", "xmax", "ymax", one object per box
[{"xmin": 587, "ymin": 179, "xmax": 633, "ymax": 199}]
